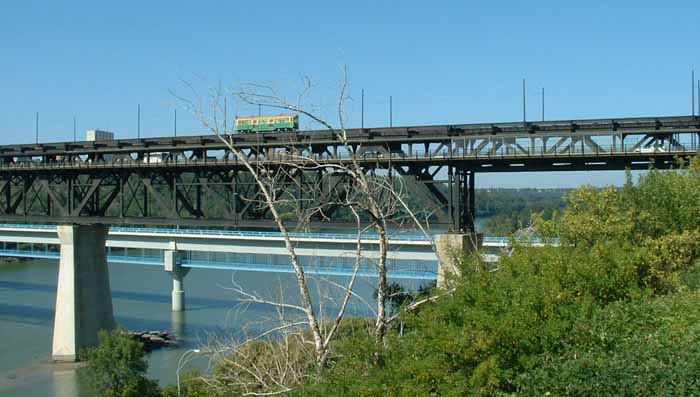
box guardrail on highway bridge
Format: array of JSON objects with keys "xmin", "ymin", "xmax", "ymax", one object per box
[{"xmin": 0, "ymin": 224, "xmax": 552, "ymax": 246}]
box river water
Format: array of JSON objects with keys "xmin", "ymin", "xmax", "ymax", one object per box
[
  {"xmin": 0, "ymin": 257, "xmax": 430, "ymax": 396},
  {"xmin": 0, "ymin": 218, "xmax": 495, "ymax": 396}
]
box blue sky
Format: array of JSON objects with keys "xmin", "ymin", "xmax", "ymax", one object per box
[{"xmin": 1, "ymin": 1, "xmax": 698, "ymax": 187}]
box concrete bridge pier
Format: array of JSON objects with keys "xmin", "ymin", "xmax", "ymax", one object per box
[
  {"xmin": 52, "ymin": 224, "xmax": 115, "ymax": 362},
  {"xmin": 164, "ymin": 247, "xmax": 190, "ymax": 311},
  {"xmin": 171, "ymin": 310, "xmax": 186, "ymax": 339},
  {"xmin": 435, "ymin": 233, "xmax": 482, "ymax": 288}
]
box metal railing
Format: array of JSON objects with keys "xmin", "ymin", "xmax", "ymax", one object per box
[
  {"xmin": 0, "ymin": 223, "xmax": 559, "ymax": 246},
  {"xmin": 0, "ymin": 223, "xmax": 430, "ymax": 242},
  {"xmin": 182, "ymin": 259, "xmax": 437, "ymax": 280},
  {"xmin": 0, "ymin": 247, "xmax": 437, "ymax": 280},
  {"xmin": 111, "ymin": 227, "xmax": 431, "ymax": 242},
  {"xmin": 2, "ymin": 141, "xmax": 698, "ymax": 171},
  {"xmin": 0, "ymin": 223, "xmax": 57, "ymax": 230}
]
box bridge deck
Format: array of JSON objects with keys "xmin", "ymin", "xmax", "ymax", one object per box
[
  {"xmin": 3, "ymin": 115, "xmax": 696, "ymax": 229},
  {"xmin": 0, "ymin": 249, "xmax": 438, "ymax": 280},
  {"xmin": 0, "ymin": 225, "xmax": 532, "ymax": 279},
  {"xmin": 1, "ymin": 115, "xmax": 698, "ymax": 157}
]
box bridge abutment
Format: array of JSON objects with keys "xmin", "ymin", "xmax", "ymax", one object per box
[
  {"xmin": 52, "ymin": 224, "xmax": 115, "ymax": 362},
  {"xmin": 435, "ymin": 233, "xmax": 482, "ymax": 288},
  {"xmin": 164, "ymin": 248, "xmax": 190, "ymax": 311}
]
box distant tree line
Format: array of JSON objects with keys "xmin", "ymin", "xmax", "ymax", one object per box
[{"xmin": 475, "ymin": 188, "xmax": 570, "ymax": 235}]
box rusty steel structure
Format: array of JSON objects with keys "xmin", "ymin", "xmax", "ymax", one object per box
[{"xmin": 0, "ymin": 115, "xmax": 699, "ymax": 231}]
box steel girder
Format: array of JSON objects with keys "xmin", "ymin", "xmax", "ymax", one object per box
[
  {"xmin": 0, "ymin": 115, "xmax": 698, "ymax": 229},
  {"xmin": 391, "ymin": 164, "xmax": 474, "ymax": 232},
  {"xmin": 0, "ymin": 162, "xmax": 475, "ymax": 230},
  {"xmin": 0, "ymin": 169, "xmax": 252, "ymax": 226},
  {"xmin": 1, "ymin": 115, "xmax": 698, "ymax": 162}
]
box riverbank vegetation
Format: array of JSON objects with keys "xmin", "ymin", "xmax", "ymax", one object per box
[
  {"xmin": 85, "ymin": 158, "xmax": 700, "ymax": 396},
  {"xmin": 291, "ymin": 159, "xmax": 700, "ymax": 396},
  {"xmin": 475, "ymin": 188, "xmax": 569, "ymax": 235},
  {"xmin": 81, "ymin": 330, "xmax": 161, "ymax": 397}
]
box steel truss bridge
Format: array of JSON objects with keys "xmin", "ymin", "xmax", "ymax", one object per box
[{"xmin": 0, "ymin": 115, "xmax": 698, "ymax": 231}]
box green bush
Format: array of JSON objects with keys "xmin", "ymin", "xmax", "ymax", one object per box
[
  {"xmin": 295, "ymin": 159, "xmax": 700, "ymax": 396},
  {"xmin": 81, "ymin": 329, "xmax": 161, "ymax": 397},
  {"xmin": 299, "ymin": 252, "xmax": 700, "ymax": 396},
  {"xmin": 179, "ymin": 158, "xmax": 700, "ymax": 396},
  {"xmin": 161, "ymin": 370, "xmax": 226, "ymax": 397},
  {"xmin": 516, "ymin": 292, "xmax": 700, "ymax": 396}
]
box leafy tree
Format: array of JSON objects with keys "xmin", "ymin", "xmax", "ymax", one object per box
[
  {"xmin": 292, "ymin": 158, "xmax": 700, "ymax": 396},
  {"xmin": 516, "ymin": 291, "xmax": 700, "ymax": 396},
  {"xmin": 161, "ymin": 370, "xmax": 224, "ymax": 397},
  {"xmin": 373, "ymin": 282, "xmax": 413, "ymax": 315},
  {"xmin": 81, "ymin": 330, "xmax": 161, "ymax": 397},
  {"xmin": 177, "ymin": 158, "xmax": 700, "ymax": 396},
  {"xmin": 476, "ymin": 188, "xmax": 569, "ymax": 235}
]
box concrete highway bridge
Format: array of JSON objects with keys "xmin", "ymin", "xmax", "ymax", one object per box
[
  {"xmin": 0, "ymin": 223, "xmax": 440, "ymax": 279},
  {"xmin": 0, "ymin": 223, "xmax": 520, "ymax": 281},
  {"xmin": 0, "ymin": 223, "xmax": 511, "ymax": 360}
]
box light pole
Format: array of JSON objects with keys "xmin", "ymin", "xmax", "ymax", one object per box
[
  {"xmin": 137, "ymin": 104, "xmax": 141, "ymax": 139},
  {"xmin": 361, "ymin": 88, "xmax": 364, "ymax": 129},
  {"xmin": 522, "ymin": 78, "xmax": 526, "ymax": 124},
  {"xmin": 389, "ymin": 95, "xmax": 393, "ymax": 127},
  {"xmin": 177, "ymin": 348, "xmax": 200, "ymax": 397}
]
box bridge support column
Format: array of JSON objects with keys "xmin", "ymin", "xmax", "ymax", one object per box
[
  {"xmin": 435, "ymin": 233, "xmax": 482, "ymax": 288},
  {"xmin": 52, "ymin": 224, "xmax": 115, "ymax": 362},
  {"xmin": 449, "ymin": 168, "xmax": 476, "ymax": 233},
  {"xmin": 164, "ymin": 248, "xmax": 190, "ymax": 311}
]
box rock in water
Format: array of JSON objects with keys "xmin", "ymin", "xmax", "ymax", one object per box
[{"xmin": 126, "ymin": 330, "xmax": 178, "ymax": 352}]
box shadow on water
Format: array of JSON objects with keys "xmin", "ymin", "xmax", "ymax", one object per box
[
  {"xmin": 0, "ymin": 280, "xmax": 239, "ymax": 311},
  {"xmin": 0, "ymin": 302, "xmax": 190, "ymax": 332},
  {"xmin": 0, "ymin": 303, "xmax": 55, "ymax": 326},
  {"xmin": 0, "ymin": 280, "xmax": 295, "ymax": 334},
  {"xmin": 0, "ymin": 280, "xmax": 248, "ymax": 332}
]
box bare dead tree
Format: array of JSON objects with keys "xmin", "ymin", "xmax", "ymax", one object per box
[
  {"xmin": 171, "ymin": 69, "xmax": 441, "ymax": 393},
  {"xmin": 171, "ymin": 77, "xmax": 381, "ymax": 370},
  {"xmin": 233, "ymin": 68, "xmax": 443, "ymax": 344}
]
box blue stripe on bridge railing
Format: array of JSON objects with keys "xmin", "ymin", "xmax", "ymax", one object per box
[{"xmin": 0, "ymin": 249, "xmax": 437, "ymax": 280}]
